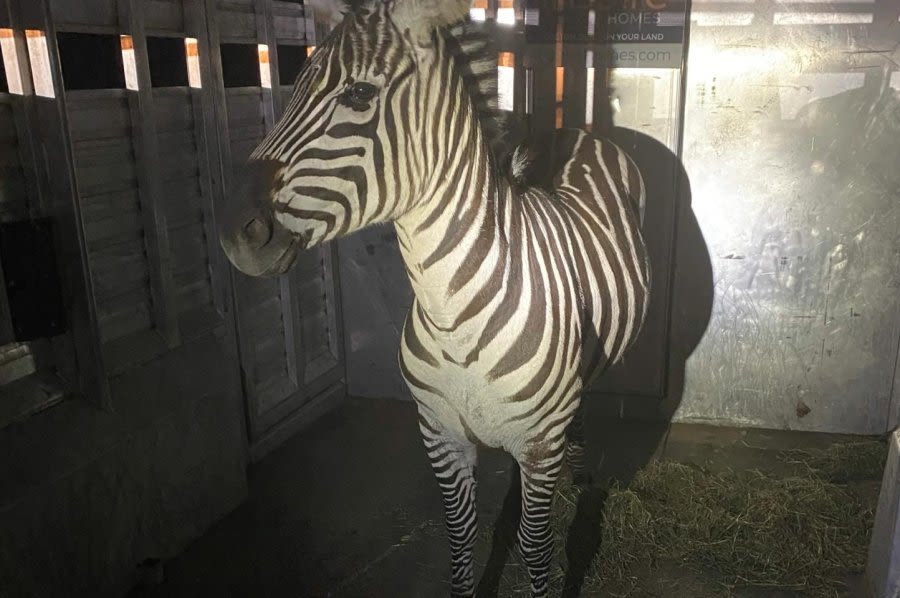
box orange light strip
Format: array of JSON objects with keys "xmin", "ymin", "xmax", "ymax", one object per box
[
  {"xmin": 497, "ymin": 52, "xmax": 515, "ymax": 111},
  {"xmin": 555, "ymin": 66, "xmax": 564, "ymax": 103},
  {"xmin": 185, "ymin": 38, "xmax": 202, "ymax": 88},
  {"xmin": 258, "ymin": 44, "xmax": 271, "ymax": 88}
]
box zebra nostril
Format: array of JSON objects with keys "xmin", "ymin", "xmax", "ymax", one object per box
[{"xmin": 243, "ymin": 217, "xmax": 271, "ymax": 246}]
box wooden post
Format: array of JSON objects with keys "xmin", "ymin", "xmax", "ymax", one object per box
[
  {"xmin": 121, "ymin": 0, "xmax": 180, "ymax": 348},
  {"xmin": 867, "ymin": 429, "xmax": 900, "ymax": 597},
  {"xmin": 12, "ymin": 0, "xmax": 110, "ymax": 406}
]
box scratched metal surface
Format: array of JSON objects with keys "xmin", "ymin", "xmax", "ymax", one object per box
[{"xmin": 674, "ymin": 11, "xmax": 900, "ymax": 434}]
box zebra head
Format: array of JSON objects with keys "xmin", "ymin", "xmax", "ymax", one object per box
[{"xmin": 220, "ymin": 0, "xmax": 474, "ymax": 277}]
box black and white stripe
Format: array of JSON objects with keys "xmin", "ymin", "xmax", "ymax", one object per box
[{"xmin": 248, "ymin": 2, "xmax": 650, "ymax": 596}]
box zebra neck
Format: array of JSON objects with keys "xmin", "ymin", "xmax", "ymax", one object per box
[{"xmin": 393, "ymin": 138, "xmax": 505, "ymax": 335}]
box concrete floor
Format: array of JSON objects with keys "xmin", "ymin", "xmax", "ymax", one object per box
[{"xmin": 130, "ymin": 397, "xmax": 877, "ymax": 598}]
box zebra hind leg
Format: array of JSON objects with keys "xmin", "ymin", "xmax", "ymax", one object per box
[
  {"xmin": 516, "ymin": 440, "xmax": 566, "ymax": 597},
  {"xmin": 564, "ymin": 403, "xmax": 588, "ymax": 485},
  {"xmin": 418, "ymin": 415, "xmax": 479, "ymax": 597}
]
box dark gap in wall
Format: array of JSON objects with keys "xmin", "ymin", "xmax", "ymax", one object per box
[
  {"xmin": 0, "ymin": 53, "xmax": 8, "ymax": 93},
  {"xmin": 220, "ymin": 43, "xmax": 260, "ymax": 88},
  {"xmin": 147, "ymin": 36, "xmax": 188, "ymax": 87},
  {"xmin": 277, "ymin": 45, "xmax": 307, "ymax": 87},
  {"xmin": 56, "ymin": 32, "xmax": 125, "ymax": 90}
]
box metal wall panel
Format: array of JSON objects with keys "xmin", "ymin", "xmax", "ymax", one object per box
[
  {"xmin": 144, "ymin": 0, "xmax": 184, "ymax": 34},
  {"xmin": 672, "ymin": 0, "xmax": 900, "ymax": 433}
]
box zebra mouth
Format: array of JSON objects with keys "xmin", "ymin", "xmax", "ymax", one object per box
[{"xmin": 270, "ymin": 236, "xmax": 299, "ymax": 274}]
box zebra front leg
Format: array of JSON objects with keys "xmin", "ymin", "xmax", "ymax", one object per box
[
  {"xmin": 564, "ymin": 402, "xmax": 587, "ymax": 485},
  {"xmin": 418, "ymin": 413, "xmax": 479, "ymax": 597},
  {"xmin": 517, "ymin": 440, "xmax": 566, "ymax": 597}
]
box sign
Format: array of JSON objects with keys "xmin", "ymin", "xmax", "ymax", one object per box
[
  {"xmin": 524, "ymin": 0, "xmax": 688, "ymax": 69},
  {"xmin": 604, "ymin": 0, "xmax": 687, "ymax": 68}
]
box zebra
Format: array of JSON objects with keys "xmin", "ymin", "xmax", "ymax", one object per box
[{"xmin": 219, "ymin": 1, "xmax": 650, "ymax": 595}]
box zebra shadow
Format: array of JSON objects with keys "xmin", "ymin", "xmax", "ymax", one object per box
[{"xmin": 476, "ymin": 128, "xmax": 714, "ymax": 597}]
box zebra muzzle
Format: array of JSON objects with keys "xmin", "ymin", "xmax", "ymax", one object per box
[{"xmin": 219, "ymin": 159, "xmax": 298, "ymax": 278}]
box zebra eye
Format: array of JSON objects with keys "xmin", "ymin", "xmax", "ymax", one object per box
[{"xmin": 349, "ymin": 81, "xmax": 378, "ymax": 102}]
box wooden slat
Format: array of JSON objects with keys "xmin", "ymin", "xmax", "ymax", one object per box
[
  {"xmin": 123, "ymin": 0, "xmax": 181, "ymax": 347},
  {"xmin": 175, "ymin": 276, "xmax": 213, "ymax": 313},
  {"xmin": 169, "ymin": 226, "xmax": 210, "ymax": 270},
  {"xmin": 152, "ymin": 91, "xmax": 195, "ymax": 131},
  {"xmin": 144, "ymin": 0, "xmax": 184, "ymax": 34},
  {"xmin": 216, "ymin": 4, "xmax": 257, "ymax": 41},
  {"xmin": 49, "ymin": 0, "xmax": 117, "ymax": 29},
  {"xmin": 224, "ymin": 92, "xmax": 266, "ymax": 127},
  {"xmin": 164, "ymin": 191, "xmax": 205, "ymax": 229},
  {"xmin": 66, "ymin": 96, "xmax": 132, "ymax": 141}
]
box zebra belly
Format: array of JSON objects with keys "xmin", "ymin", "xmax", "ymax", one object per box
[{"xmin": 400, "ymin": 336, "xmax": 583, "ymax": 457}]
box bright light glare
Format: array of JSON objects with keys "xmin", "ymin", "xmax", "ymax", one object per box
[
  {"xmin": 470, "ymin": 8, "xmax": 487, "ymax": 22},
  {"xmin": 688, "ymin": 45, "xmax": 794, "ymax": 80},
  {"xmin": 121, "ymin": 35, "xmax": 139, "ymax": 91},
  {"xmin": 774, "ymin": 12, "xmax": 873, "ymax": 24},
  {"xmin": 497, "ymin": 8, "xmax": 515, "ymax": 25},
  {"xmin": 498, "ymin": 52, "xmax": 514, "ymax": 111},
  {"xmin": 25, "ymin": 30, "xmax": 54, "ymax": 98},
  {"xmin": 0, "ymin": 29, "xmax": 23, "ymax": 95},
  {"xmin": 692, "ymin": 11, "xmax": 754, "ymax": 26},
  {"xmin": 258, "ymin": 44, "xmax": 271, "ymax": 88},
  {"xmin": 185, "ymin": 37, "xmax": 201, "ymax": 88}
]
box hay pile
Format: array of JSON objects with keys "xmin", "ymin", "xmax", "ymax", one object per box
[{"xmin": 499, "ymin": 440, "xmax": 886, "ymax": 597}]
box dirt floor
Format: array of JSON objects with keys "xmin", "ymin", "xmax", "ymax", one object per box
[{"xmin": 129, "ymin": 397, "xmax": 882, "ymax": 598}]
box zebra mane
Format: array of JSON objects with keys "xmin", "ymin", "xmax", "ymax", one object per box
[{"xmin": 443, "ymin": 20, "xmax": 517, "ymax": 174}]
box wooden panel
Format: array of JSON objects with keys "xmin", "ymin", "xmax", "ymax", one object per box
[
  {"xmin": 203, "ymin": 0, "xmax": 345, "ymax": 455},
  {"xmin": 151, "ymin": 88, "xmax": 217, "ymax": 330},
  {"xmin": 144, "ymin": 0, "xmax": 185, "ymax": 34},
  {"xmin": 224, "ymin": 90, "xmax": 265, "ymax": 127},
  {"xmin": 272, "ymin": 2, "xmax": 307, "ymax": 43},
  {"xmin": 49, "ymin": 0, "xmax": 118, "ymax": 29},
  {"xmin": 66, "ymin": 93, "xmax": 132, "ymax": 141},
  {"xmin": 234, "ymin": 273, "xmax": 293, "ymax": 415},
  {"xmin": 153, "ymin": 92, "xmax": 196, "ymax": 131},
  {"xmin": 216, "ymin": 3, "xmax": 257, "ymax": 41},
  {"xmin": 295, "ymin": 245, "xmax": 341, "ymax": 387},
  {"xmin": 66, "ymin": 92, "xmax": 155, "ymax": 346}
]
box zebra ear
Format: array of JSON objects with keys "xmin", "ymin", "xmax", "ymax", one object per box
[
  {"xmin": 390, "ymin": 0, "xmax": 471, "ymax": 44},
  {"xmin": 306, "ymin": 0, "xmax": 350, "ymax": 28}
]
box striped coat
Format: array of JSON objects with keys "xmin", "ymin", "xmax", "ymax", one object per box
[{"xmin": 220, "ymin": 1, "xmax": 650, "ymax": 595}]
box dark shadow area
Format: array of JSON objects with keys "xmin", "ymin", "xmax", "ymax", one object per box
[
  {"xmin": 276, "ymin": 44, "xmax": 308, "ymax": 87},
  {"xmin": 0, "ymin": 49, "xmax": 8, "ymax": 93},
  {"xmin": 220, "ymin": 43, "xmax": 261, "ymax": 88},
  {"xmin": 147, "ymin": 36, "xmax": 188, "ymax": 88},
  {"xmin": 476, "ymin": 463, "xmax": 522, "ymax": 597},
  {"xmin": 56, "ymin": 32, "xmax": 125, "ymax": 90}
]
